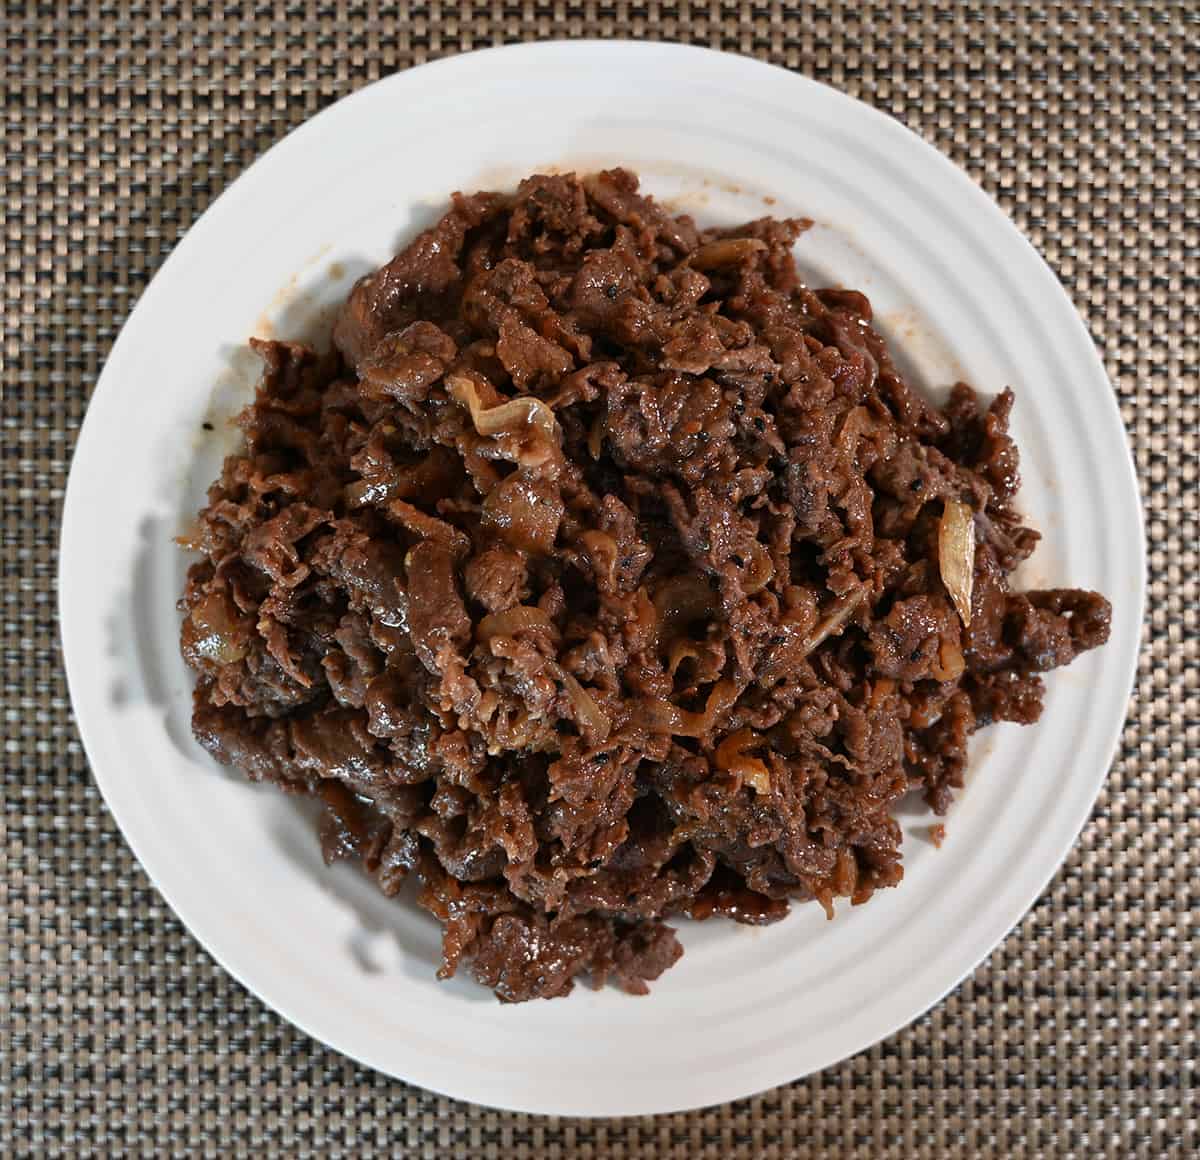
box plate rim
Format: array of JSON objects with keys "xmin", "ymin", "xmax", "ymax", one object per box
[{"xmin": 59, "ymin": 39, "xmax": 1146, "ymax": 1116}]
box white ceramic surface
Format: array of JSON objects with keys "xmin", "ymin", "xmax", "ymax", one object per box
[{"xmin": 59, "ymin": 41, "xmax": 1144, "ymax": 1116}]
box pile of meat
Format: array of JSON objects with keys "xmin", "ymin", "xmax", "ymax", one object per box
[{"xmin": 180, "ymin": 170, "xmax": 1111, "ymax": 1001}]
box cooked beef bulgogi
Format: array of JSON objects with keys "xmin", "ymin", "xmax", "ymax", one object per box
[{"xmin": 180, "ymin": 170, "xmax": 1111, "ymax": 1001}]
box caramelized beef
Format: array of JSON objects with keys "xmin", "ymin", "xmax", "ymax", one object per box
[{"xmin": 180, "ymin": 170, "xmax": 1110, "ymax": 1001}]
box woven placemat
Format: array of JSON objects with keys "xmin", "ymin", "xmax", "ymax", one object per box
[{"xmin": 3, "ymin": 3, "xmax": 1195, "ymax": 1156}]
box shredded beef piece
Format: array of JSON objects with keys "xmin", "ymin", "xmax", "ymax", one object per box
[{"xmin": 181, "ymin": 169, "xmax": 1112, "ymax": 1001}]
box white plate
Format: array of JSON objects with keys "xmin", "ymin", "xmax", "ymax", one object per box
[{"xmin": 60, "ymin": 41, "xmax": 1144, "ymax": 1116}]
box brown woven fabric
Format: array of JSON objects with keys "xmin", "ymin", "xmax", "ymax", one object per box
[{"xmin": 3, "ymin": 3, "xmax": 1195, "ymax": 1156}]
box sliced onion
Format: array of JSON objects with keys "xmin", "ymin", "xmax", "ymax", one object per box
[
  {"xmin": 740, "ymin": 541, "xmax": 775, "ymax": 595},
  {"xmin": 587, "ymin": 413, "xmax": 606, "ymax": 460},
  {"xmin": 868, "ymin": 678, "xmax": 895, "ymax": 711},
  {"xmin": 931, "ymin": 637, "xmax": 966, "ymax": 683},
  {"xmin": 445, "ymin": 372, "xmax": 497, "ymax": 421},
  {"xmin": 446, "ymin": 373, "xmax": 559, "ymax": 441},
  {"xmin": 938, "ymin": 500, "xmax": 976, "ymax": 627},
  {"xmin": 476, "ymin": 397, "xmax": 558, "ymax": 440},
  {"xmin": 189, "ymin": 592, "xmax": 248, "ymax": 665},
  {"xmin": 799, "ymin": 588, "xmax": 866, "ymax": 658},
  {"xmin": 836, "ymin": 405, "xmax": 872, "ymax": 452},
  {"xmin": 639, "ymin": 699, "xmax": 691, "ymax": 735},
  {"xmin": 689, "ymin": 237, "xmax": 767, "ymax": 270},
  {"xmin": 476, "ymin": 605, "xmax": 558, "ymax": 644},
  {"xmin": 640, "ymin": 679, "xmax": 738, "ymax": 738},
  {"xmin": 715, "ymin": 728, "xmax": 772, "ymax": 794},
  {"xmin": 556, "ymin": 668, "xmax": 611, "ymax": 742},
  {"xmin": 385, "ymin": 498, "xmax": 470, "ymax": 557},
  {"xmin": 702, "ymin": 678, "xmax": 740, "ymax": 727},
  {"xmin": 666, "ymin": 639, "xmax": 702, "ymax": 678}
]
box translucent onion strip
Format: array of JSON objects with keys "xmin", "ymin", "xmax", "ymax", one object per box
[{"xmin": 938, "ymin": 500, "xmax": 976, "ymax": 627}]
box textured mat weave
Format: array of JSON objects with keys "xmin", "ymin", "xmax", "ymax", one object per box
[{"xmin": 3, "ymin": 3, "xmax": 1196, "ymax": 1156}]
